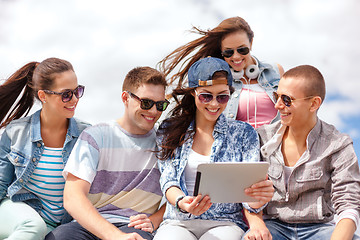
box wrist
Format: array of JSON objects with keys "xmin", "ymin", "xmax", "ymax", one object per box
[
  {"xmin": 248, "ymin": 218, "xmax": 267, "ymax": 229},
  {"xmin": 243, "ymin": 202, "xmax": 267, "ymax": 214},
  {"xmin": 248, "ymin": 202, "xmax": 263, "ymax": 209},
  {"xmin": 150, "ymin": 221, "xmax": 155, "ymax": 232},
  {"xmin": 175, "ymin": 195, "xmax": 188, "ymax": 213}
]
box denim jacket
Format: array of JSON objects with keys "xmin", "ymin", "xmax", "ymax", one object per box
[
  {"xmin": 257, "ymin": 119, "xmax": 360, "ymax": 223},
  {"xmin": 0, "ymin": 110, "xmax": 90, "ymax": 219},
  {"xmin": 223, "ymin": 56, "xmax": 280, "ymax": 123},
  {"xmin": 157, "ymin": 114, "xmax": 260, "ymax": 231}
]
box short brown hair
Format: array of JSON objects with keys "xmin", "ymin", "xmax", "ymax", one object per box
[
  {"xmin": 122, "ymin": 66, "xmax": 167, "ymax": 92},
  {"xmin": 283, "ymin": 65, "xmax": 326, "ymax": 103}
]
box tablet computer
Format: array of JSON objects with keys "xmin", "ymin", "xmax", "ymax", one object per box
[{"xmin": 193, "ymin": 162, "xmax": 269, "ymax": 203}]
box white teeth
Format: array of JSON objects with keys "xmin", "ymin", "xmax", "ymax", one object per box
[
  {"xmin": 144, "ymin": 116, "xmax": 154, "ymax": 121},
  {"xmin": 208, "ymin": 109, "xmax": 218, "ymax": 113}
]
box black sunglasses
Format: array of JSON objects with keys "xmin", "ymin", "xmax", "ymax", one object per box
[
  {"xmin": 127, "ymin": 91, "xmax": 169, "ymax": 112},
  {"xmin": 43, "ymin": 85, "xmax": 85, "ymax": 103},
  {"xmin": 273, "ymin": 92, "xmax": 314, "ymax": 107},
  {"xmin": 194, "ymin": 90, "xmax": 230, "ymax": 104},
  {"xmin": 221, "ymin": 47, "xmax": 250, "ymax": 58}
]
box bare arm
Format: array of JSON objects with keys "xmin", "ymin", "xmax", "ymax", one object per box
[
  {"xmin": 64, "ymin": 173, "xmax": 144, "ymax": 240},
  {"xmin": 149, "ymin": 203, "xmax": 166, "ymax": 230},
  {"xmin": 165, "ymin": 186, "xmax": 186, "ymax": 206},
  {"xmin": 243, "ymin": 209, "xmax": 272, "ymax": 240},
  {"xmin": 331, "ymin": 218, "xmax": 357, "ymax": 240}
]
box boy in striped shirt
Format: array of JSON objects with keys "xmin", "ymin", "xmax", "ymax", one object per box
[{"xmin": 46, "ymin": 67, "xmax": 169, "ymax": 240}]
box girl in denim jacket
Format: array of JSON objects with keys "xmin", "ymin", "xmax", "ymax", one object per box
[
  {"xmin": 155, "ymin": 57, "xmax": 274, "ymax": 240},
  {"xmin": 158, "ymin": 16, "xmax": 284, "ymax": 128},
  {"xmin": 0, "ymin": 58, "xmax": 89, "ymax": 240}
]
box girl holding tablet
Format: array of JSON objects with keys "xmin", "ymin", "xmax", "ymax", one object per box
[{"xmin": 155, "ymin": 57, "xmax": 273, "ymax": 240}]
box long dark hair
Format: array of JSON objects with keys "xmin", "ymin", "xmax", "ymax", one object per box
[
  {"xmin": 0, "ymin": 57, "xmax": 74, "ymax": 128},
  {"xmin": 157, "ymin": 87, "xmax": 196, "ymax": 160},
  {"xmin": 158, "ymin": 16, "xmax": 254, "ymax": 89}
]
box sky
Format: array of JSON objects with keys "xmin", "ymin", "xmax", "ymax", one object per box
[{"xmin": 0, "ymin": 0, "xmax": 359, "ymax": 159}]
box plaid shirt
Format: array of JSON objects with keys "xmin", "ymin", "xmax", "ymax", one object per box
[{"xmin": 257, "ymin": 119, "xmax": 360, "ymax": 224}]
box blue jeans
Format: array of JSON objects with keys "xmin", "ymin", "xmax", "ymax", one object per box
[
  {"xmin": 45, "ymin": 221, "xmax": 154, "ymax": 240},
  {"xmin": 265, "ymin": 218, "xmax": 360, "ymax": 240}
]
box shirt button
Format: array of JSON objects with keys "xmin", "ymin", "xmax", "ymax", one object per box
[
  {"xmin": 19, "ymin": 179, "xmax": 23, "ymax": 183},
  {"xmin": 264, "ymin": 152, "xmax": 268, "ymax": 156},
  {"xmin": 233, "ymin": 93, "xmax": 239, "ymax": 97},
  {"xmin": 228, "ymin": 113, "xmax": 234, "ymax": 118},
  {"xmin": 37, "ymin": 143, "xmax": 41, "ymax": 147},
  {"xmin": 32, "ymin": 158, "xmax": 36, "ymax": 162},
  {"xmin": 14, "ymin": 157, "xmax": 18, "ymax": 163}
]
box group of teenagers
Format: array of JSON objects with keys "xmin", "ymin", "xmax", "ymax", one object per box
[{"xmin": 0, "ymin": 16, "xmax": 360, "ymax": 240}]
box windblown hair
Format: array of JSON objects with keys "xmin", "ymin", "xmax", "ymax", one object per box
[
  {"xmin": 122, "ymin": 66, "xmax": 167, "ymax": 92},
  {"xmin": 156, "ymin": 87, "xmax": 196, "ymax": 160},
  {"xmin": 0, "ymin": 57, "xmax": 74, "ymax": 128},
  {"xmin": 283, "ymin": 65, "xmax": 326, "ymax": 103},
  {"xmin": 158, "ymin": 16, "xmax": 254, "ymax": 88}
]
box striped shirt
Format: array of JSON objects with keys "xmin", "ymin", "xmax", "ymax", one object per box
[
  {"xmin": 63, "ymin": 121, "xmax": 162, "ymax": 223},
  {"xmin": 24, "ymin": 147, "xmax": 65, "ymax": 223}
]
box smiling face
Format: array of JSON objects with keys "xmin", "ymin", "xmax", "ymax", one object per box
[
  {"xmin": 275, "ymin": 77, "xmax": 318, "ymax": 129},
  {"xmin": 193, "ymin": 83, "xmax": 230, "ymax": 125},
  {"xmin": 221, "ymin": 30, "xmax": 253, "ymax": 72},
  {"xmin": 40, "ymin": 70, "xmax": 80, "ymax": 119},
  {"xmin": 122, "ymin": 83, "xmax": 166, "ymax": 135}
]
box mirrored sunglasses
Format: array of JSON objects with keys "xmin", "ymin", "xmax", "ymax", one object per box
[
  {"xmin": 221, "ymin": 47, "xmax": 250, "ymax": 58},
  {"xmin": 127, "ymin": 91, "xmax": 169, "ymax": 112},
  {"xmin": 273, "ymin": 92, "xmax": 313, "ymax": 107},
  {"xmin": 43, "ymin": 85, "xmax": 85, "ymax": 103},
  {"xmin": 195, "ymin": 90, "xmax": 230, "ymax": 104}
]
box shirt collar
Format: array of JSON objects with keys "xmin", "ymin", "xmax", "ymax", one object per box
[
  {"xmin": 213, "ymin": 114, "xmax": 228, "ymax": 134},
  {"xmin": 306, "ymin": 117, "xmax": 321, "ymax": 150},
  {"xmin": 30, "ymin": 110, "xmax": 42, "ymax": 142},
  {"xmin": 188, "ymin": 114, "xmax": 228, "ymax": 135},
  {"xmin": 260, "ymin": 118, "xmax": 320, "ymax": 156},
  {"xmin": 30, "ymin": 109, "xmax": 79, "ymax": 142},
  {"xmin": 260, "ymin": 122, "xmax": 286, "ymax": 155}
]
